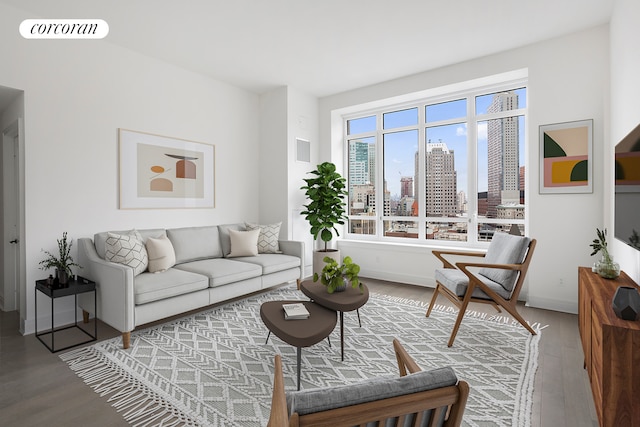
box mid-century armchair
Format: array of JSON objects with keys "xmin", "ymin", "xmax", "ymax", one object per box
[
  {"xmin": 268, "ymin": 338, "xmax": 469, "ymax": 427},
  {"xmin": 426, "ymin": 232, "xmax": 537, "ymax": 347}
]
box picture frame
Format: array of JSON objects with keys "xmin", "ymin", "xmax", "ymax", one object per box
[
  {"xmin": 539, "ymin": 119, "xmax": 593, "ymax": 194},
  {"xmin": 119, "ymin": 129, "xmax": 215, "ymax": 209}
]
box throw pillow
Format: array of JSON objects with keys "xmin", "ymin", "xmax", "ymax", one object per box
[
  {"xmin": 245, "ymin": 222, "xmax": 282, "ymax": 254},
  {"xmin": 145, "ymin": 235, "xmax": 176, "ymax": 273},
  {"xmin": 105, "ymin": 230, "xmax": 148, "ymax": 276},
  {"xmin": 227, "ymin": 229, "xmax": 260, "ymax": 258}
]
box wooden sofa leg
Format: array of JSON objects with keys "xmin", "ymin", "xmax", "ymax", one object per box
[
  {"xmin": 297, "ymin": 279, "xmax": 301, "ymax": 290},
  {"xmin": 82, "ymin": 310, "xmax": 90, "ymax": 323},
  {"xmin": 122, "ymin": 332, "xmax": 131, "ymax": 349}
]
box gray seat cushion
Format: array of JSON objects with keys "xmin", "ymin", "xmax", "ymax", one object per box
[
  {"xmin": 435, "ymin": 268, "xmax": 512, "ymax": 300},
  {"xmin": 229, "ymin": 253, "xmax": 300, "ymax": 275},
  {"xmin": 134, "ymin": 268, "xmax": 208, "ymax": 305},
  {"xmin": 287, "ymin": 367, "xmax": 457, "ymax": 419},
  {"xmin": 478, "ymin": 233, "xmax": 530, "ymax": 292},
  {"xmin": 174, "ymin": 258, "xmax": 262, "ymax": 287}
]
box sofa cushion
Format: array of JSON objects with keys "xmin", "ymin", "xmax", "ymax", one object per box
[
  {"xmin": 134, "ymin": 268, "xmax": 209, "ymax": 305},
  {"xmin": 245, "ymin": 222, "xmax": 282, "ymax": 254},
  {"xmin": 95, "ymin": 228, "xmax": 166, "ymax": 260},
  {"xmin": 167, "ymin": 226, "xmax": 223, "ymax": 264},
  {"xmin": 228, "ymin": 229, "xmax": 260, "ymax": 258},
  {"xmin": 173, "ymin": 258, "xmax": 262, "ymax": 287},
  {"xmin": 230, "ymin": 253, "xmax": 300, "ymax": 275},
  {"xmin": 105, "ymin": 231, "xmax": 148, "ymax": 276},
  {"xmin": 287, "ymin": 367, "xmax": 458, "ymax": 417},
  {"xmin": 217, "ymin": 223, "xmax": 246, "ymax": 257},
  {"xmin": 146, "ymin": 235, "xmax": 176, "ymax": 273}
]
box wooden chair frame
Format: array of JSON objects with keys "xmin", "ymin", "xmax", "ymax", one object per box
[
  {"xmin": 426, "ymin": 239, "xmax": 537, "ymax": 347},
  {"xmin": 268, "ymin": 338, "xmax": 469, "ymax": 427}
]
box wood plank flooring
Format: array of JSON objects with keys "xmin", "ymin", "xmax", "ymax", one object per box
[{"xmin": 0, "ymin": 279, "xmax": 598, "ymax": 426}]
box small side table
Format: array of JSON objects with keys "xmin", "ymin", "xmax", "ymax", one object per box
[
  {"xmin": 35, "ymin": 276, "xmax": 97, "ymax": 353},
  {"xmin": 300, "ymin": 280, "xmax": 369, "ymax": 361}
]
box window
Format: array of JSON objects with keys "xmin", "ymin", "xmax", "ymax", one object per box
[{"xmin": 344, "ymin": 79, "xmax": 527, "ymax": 246}]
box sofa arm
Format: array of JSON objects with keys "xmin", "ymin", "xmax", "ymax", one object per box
[
  {"xmin": 278, "ymin": 240, "xmax": 304, "ymax": 281},
  {"xmin": 76, "ymin": 238, "xmax": 136, "ymax": 336}
]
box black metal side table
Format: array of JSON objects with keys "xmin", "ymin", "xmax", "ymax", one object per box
[{"xmin": 35, "ymin": 275, "xmax": 97, "ymax": 353}]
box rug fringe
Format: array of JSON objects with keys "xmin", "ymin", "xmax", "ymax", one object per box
[{"xmin": 61, "ymin": 347, "xmax": 201, "ymax": 426}]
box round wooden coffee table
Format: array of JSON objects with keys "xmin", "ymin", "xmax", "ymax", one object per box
[
  {"xmin": 300, "ymin": 280, "xmax": 369, "ymax": 361},
  {"xmin": 260, "ymin": 300, "xmax": 337, "ymax": 390}
]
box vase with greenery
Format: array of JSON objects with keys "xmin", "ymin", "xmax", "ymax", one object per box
[
  {"xmin": 313, "ymin": 255, "xmax": 362, "ymax": 294},
  {"xmin": 39, "ymin": 232, "xmax": 81, "ymax": 284},
  {"xmin": 589, "ymin": 228, "xmax": 620, "ymax": 279}
]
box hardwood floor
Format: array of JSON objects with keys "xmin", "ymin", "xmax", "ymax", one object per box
[{"xmin": 0, "ymin": 279, "xmax": 598, "ymax": 426}]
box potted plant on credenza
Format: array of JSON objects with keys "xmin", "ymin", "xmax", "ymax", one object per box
[{"xmin": 301, "ymin": 161, "xmax": 348, "ymax": 278}]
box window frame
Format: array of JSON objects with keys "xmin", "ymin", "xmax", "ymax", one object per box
[{"xmin": 342, "ymin": 76, "xmax": 528, "ymax": 249}]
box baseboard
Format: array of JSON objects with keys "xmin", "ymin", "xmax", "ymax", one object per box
[{"xmin": 526, "ymin": 295, "xmax": 578, "ymax": 314}]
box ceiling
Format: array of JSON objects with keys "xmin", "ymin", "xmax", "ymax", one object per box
[{"xmin": 1, "ymin": 0, "xmax": 614, "ymax": 102}]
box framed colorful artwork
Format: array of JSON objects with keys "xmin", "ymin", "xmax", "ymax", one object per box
[
  {"xmin": 539, "ymin": 119, "xmax": 593, "ymax": 194},
  {"xmin": 119, "ymin": 129, "xmax": 215, "ymax": 209}
]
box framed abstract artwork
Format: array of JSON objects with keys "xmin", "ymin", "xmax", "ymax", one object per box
[
  {"xmin": 119, "ymin": 129, "xmax": 215, "ymax": 209},
  {"xmin": 539, "ymin": 119, "xmax": 593, "ymax": 194}
]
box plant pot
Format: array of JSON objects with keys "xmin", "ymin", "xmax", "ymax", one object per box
[
  {"xmin": 56, "ymin": 269, "xmax": 69, "ymax": 285},
  {"xmin": 333, "ymin": 278, "xmax": 348, "ymax": 293},
  {"xmin": 313, "ymin": 249, "xmax": 340, "ymax": 280}
]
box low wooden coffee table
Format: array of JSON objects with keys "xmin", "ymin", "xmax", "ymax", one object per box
[
  {"xmin": 260, "ymin": 300, "xmax": 337, "ymax": 390},
  {"xmin": 300, "ymin": 280, "xmax": 369, "ymax": 361}
]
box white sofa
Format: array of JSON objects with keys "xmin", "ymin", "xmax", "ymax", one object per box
[{"xmin": 77, "ymin": 223, "xmax": 304, "ymax": 348}]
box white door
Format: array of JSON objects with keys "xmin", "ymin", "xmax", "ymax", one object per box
[{"xmin": 2, "ymin": 122, "xmax": 20, "ymax": 312}]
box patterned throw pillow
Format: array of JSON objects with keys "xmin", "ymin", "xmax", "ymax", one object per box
[
  {"xmin": 105, "ymin": 230, "xmax": 148, "ymax": 276},
  {"xmin": 245, "ymin": 222, "xmax": 282, "ymax": 254}
]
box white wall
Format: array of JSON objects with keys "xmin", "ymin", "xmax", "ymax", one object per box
[
  {"xmin": 319, "ymin": 26, "xmax": 610, "ymax": 313},
  {"xmin": 609, "ymin": 0, "xmax": 640, "ymax": 283},
  {"xmin": 0, "ymin": 3, "xmax": 261, "ymax": 334}
]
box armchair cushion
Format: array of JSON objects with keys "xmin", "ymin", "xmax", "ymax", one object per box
[
  {"xmin": 286, "ymin": 367, "xmax": 458, "ymax": 416},
  {"xmin": 435, "ymin": 268, "xmax": 512, "ymax": 300},
  {"xmin": 478, "ymin": 233, "xmax": 530, "ymax": 292}
]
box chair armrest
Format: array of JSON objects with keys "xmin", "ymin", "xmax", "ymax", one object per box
[
  {"xmin": 76, "ymin": 237, "xmax": 136, "ymax": 334},
  {"xmin": 455, "ymin": 261, "xmax": 523, "ymax": 302},
  {"xmin": 432, "ymin": 249, "xmax": 485, "ymax": 269},
  {"xmin": 267, "ymin": 354, "xmax": 289, "ymax": 427},
  {"xmin": 393, "ymin": 338, "xmax": 422, "ymax": 376},
  {"xmin": 279, "ymin": 240, "xmax": 305, "ymax": 281}
]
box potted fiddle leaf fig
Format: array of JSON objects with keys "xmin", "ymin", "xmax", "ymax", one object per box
[
  {"xmin": 39, "ymin": 232, "xmax": 81, "ymax": 285},
  {"xmin": 300, "ymin": 161, "xmax": 348, "ymax": 276},
  {"xmin": 313, "ymin": 255, "xmax": 362, "ymax": 294}
]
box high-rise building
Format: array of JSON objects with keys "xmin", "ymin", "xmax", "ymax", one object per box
[
  {"xmin": 486, "ymin": 92, "xmax": 520, "ymax": 218},
  {"xmin": 348, "ymin": 141, "xmax": 370, "ymax": 195},
  {"xmin": 400, "ymin": 176, "xmax": 413, "ymax": 198},
  {"xmin": 425, "ymin": 141, "xmax": 457, "ymax": 217}
]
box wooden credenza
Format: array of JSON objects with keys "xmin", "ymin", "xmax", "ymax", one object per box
[{"xmin": 578, "ymin": 267, "xmax": 640, "ymax": 427}]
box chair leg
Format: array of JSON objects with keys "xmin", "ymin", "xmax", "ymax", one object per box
[
  {"xmin": 501, "ymin": 303, "xmax": 537, "ymax": 335},
  {"xmin": 425, "ymin": 284, "xmax": 442, "ymax": 317},
  {"xmin": 447, "ymin": 286, "xmax": 474, "ymax": 347}
]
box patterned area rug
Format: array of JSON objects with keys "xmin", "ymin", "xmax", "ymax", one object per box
[{"xmin": 61, "ymin": 284, "xmax": 543, "ymax": 427}]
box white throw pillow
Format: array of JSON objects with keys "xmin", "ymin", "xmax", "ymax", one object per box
[
  {"xmin": 245, "ymin": 222, "xmax": 282, "ymax": 254},
  {"xmin": 105, "ymin": 230, "xmax": 148, "ymax": 276},
  {"xmin": 146, "ymin": 235, "xmax": 176, "ymax": 273},
  {"xmin": 227, "ymin": 229, "xmax": 260, "ymax": 258}
]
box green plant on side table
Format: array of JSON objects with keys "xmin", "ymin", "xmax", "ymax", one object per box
[
  {"xmin": 589, "ymin": 228, "xmax": 620, "ymax": 279},
  {"xmin": 313, "ymin": 255, "xmax": 363, "ymax": 294},
  {"xmin": 39, "ymin": 231, "xmax": 82, "ymax": 285}
]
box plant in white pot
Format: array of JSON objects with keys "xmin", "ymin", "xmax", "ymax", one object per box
[
  {"xmin": 300, "ymin": 161, "xmax": 348, "ymax": 277},
  {"xmin": 313, "ymin": 256, "xmax": 362, "ymax": 294},
  {"xmin": 39, "ymin": 232, "xmax": 81, "ymax": 285}
]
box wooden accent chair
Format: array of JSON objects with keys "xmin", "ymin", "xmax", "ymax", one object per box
[
  {"xmin": 426, "ymin": 232, "xmax": 537, "ymax": 347},
  {"xmin": 267, "ymin": 338, "xmax": 469, "ymax": 427}
]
